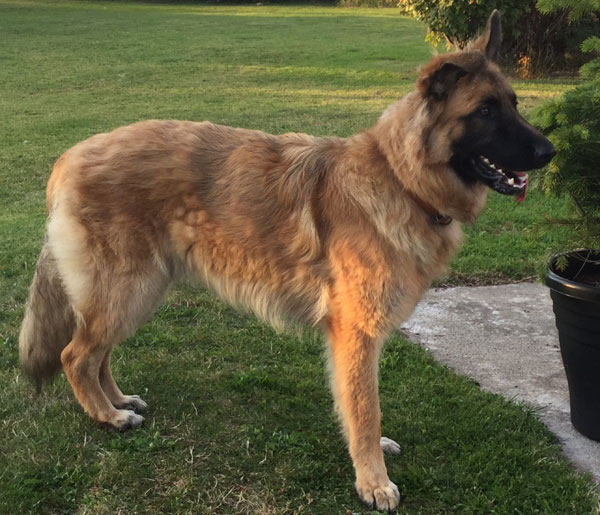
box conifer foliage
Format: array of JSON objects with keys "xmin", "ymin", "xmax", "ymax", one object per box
[{"xmin": 533, "ymin": 0, "xmax": 600, "ymax": 249}]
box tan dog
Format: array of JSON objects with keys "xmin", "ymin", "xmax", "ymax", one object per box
[{"xmin": 20, "ymin": 11, "xmax": 554, "ymax": 512}]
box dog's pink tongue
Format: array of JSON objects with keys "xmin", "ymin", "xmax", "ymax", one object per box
[{"xmin": 515, "ymin": 172, "xmax": 529, "ymax": 203}]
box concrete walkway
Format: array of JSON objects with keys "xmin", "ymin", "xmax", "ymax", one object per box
[{"xmin": 401, "ymin": 282, "xmax": 600, "ymax": 485}]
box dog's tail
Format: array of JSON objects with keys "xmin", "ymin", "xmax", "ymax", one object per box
[{"xmin": 19, "ymin": 239, "xmax": 76, "ymax": 392}]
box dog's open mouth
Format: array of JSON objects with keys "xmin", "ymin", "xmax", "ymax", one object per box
[{"xmin": 470, "ymin": 155, "xmax": 529, "ymax": 202}]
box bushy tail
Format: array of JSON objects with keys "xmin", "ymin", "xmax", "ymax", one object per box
[{"xmin": 19, "ymin": 240, "xmax": 76, "ymax": 392}]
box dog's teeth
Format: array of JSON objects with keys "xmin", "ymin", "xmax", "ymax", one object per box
[
  {"xmin": 508, "ymin": 177, "xmax": 515, "ymax": 185},
  {"xmin": 482, "ymin": 157, "xmax": 490, "ymax": 165},
  {"xmin": 490, "ymin": 163, "xmax": 496, "ymax": 169}
]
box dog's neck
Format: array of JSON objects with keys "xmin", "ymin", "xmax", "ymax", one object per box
[
  {"xmin": 366, "ymin": 95, "xmax": 488, "ymax": 224},
  {"xmin": 403, "ymin": 188, "xmax": 453, "ymax": 226}
]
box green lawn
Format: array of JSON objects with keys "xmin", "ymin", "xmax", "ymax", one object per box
[{"xmin": 0, "ymin": 2, "xmax": 597, "ymax": 514}]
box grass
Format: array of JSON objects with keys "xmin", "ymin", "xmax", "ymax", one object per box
[{"xmin": 0, "ymin": 1, "xmax": 597, "ymax": 514}]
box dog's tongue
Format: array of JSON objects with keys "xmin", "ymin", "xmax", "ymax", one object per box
[{"xmin": 514, "ymin": 172, "xmax": 529, "ymax": 203}]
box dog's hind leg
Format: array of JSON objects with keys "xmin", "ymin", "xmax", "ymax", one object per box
[
  {"xmin": 326, "ymin": 316, "xmax": 400, "ymax": 513},
  {"xmin": 61, "ymin": 271, "xmax": 170, "ymax": 430},
  {"xmin": 61, "ymin": 329, "xmax": 144, "ymax": 430},
  {"xmin": 94, "ymin": 272, "xmax": 171, "ymax": 419},
  {"xmin": 46, "ymin": 195, "xmax": 172, "ymax": 429},
  {"xmin": 99, "ymin": 350, "xmax": 147, "ymax": 413}
]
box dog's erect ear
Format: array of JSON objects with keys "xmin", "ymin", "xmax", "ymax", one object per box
[
  {"xmin": 472, "ymin": 9, "xmax": 502, "ymax": 62},
  {"xmin": 418, "ymin": 61, "xmax": 468, "ymax": 101}
]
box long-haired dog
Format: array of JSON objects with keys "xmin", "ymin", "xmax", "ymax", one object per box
[{"xmin": 20, "ymin": 11, "xmax": 554, "ymax": 511}]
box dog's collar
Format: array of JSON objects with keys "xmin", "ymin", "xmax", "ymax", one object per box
[{"xmin": 405, "ymin": 190, "xmax": 453, "ymax": 226}]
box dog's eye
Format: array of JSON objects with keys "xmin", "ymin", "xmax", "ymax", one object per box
[{"xmin": 480, "ymin": 106, "xmax": 490, "ymax": 116}]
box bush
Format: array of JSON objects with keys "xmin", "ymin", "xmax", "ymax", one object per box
[
  {"xmin": 537, "ymin": 0, "xmax": 600, "ymax": 23},
  {"xmin": 533, "ymin": 75, "xmax": 600, "ymax": 248},
  {"xmin": 532, "ymin": 3, "xmax": 600, "ymax": 249},
  {"xmin": 400, "ymin": 0, "xmax": 598, "ymax": 75}
]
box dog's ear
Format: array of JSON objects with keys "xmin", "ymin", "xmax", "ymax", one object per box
[
  {"xmin": 418, "ymin": 61, "xmax": 468, "ymax": 101},
  {"xmin": 472, "ymin": 9, "xmax": 502, "ymax": 62}
]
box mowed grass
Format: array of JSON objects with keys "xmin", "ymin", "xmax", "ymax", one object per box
[{"xmin": 0, "ymin": 2, "xmax": 597, "ymax": 514}]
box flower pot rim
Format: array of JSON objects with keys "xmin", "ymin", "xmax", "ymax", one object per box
[{"xmin": 546, "ymin": 249, "xmax": 600, "ymax": 303}]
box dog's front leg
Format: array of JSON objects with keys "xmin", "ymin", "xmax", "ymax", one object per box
[{"xmin": 327, "ymin": 317, "xmax": 400, "ymax": 512}]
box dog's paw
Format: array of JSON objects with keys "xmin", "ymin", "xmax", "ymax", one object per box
[
  {"xmin": 109, "ymin": 409, "xmax": 145, "ymax": 431},
  {"xmin": 356, "ymin": 478, "xmax": 400, "ymax": 513},
  {"xmin": 380, "ymin": 436, "xmax": 401, "ymax": 456},
  {"xmin": 116, "ymin": 395, "xmax": 148, "ymax": 413}
]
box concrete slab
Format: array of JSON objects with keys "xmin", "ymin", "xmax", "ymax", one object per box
[{"xmin": 401, "ymin": 282, "xmax": 600, "ymax": 485}]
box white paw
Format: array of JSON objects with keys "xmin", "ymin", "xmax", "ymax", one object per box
[
  {"xmin": 118, "ymin": 394, "xmax": 148, "ymax": 413},
  {"xmin": 113, "ymin": 409, "xmax": 145, "ymax": 431},
  {"xmin": 356, "ymin": 478, "xmax": 400, "ymax": 512},
  {"xmin": 380, "ymin": 436, "xmax": 401, "ymax": 455}
]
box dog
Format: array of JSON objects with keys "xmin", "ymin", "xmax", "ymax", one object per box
[{"xmin": 19, "ymin": 10, "xmax": 555, "ymax": 512}]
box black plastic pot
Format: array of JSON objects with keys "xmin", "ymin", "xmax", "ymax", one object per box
[{"xmin": 546, "ymin": 250, "xmax": 600, "ymax": 441}]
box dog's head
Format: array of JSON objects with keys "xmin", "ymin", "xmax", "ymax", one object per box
[{"xmin": 415, "ymin": 10, "xmax": 555, "ymax": 203}]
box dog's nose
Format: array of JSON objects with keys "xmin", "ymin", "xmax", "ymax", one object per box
[{"xmin": 534, "ymin": 139, "xmax": 556, "ymax": 165}]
